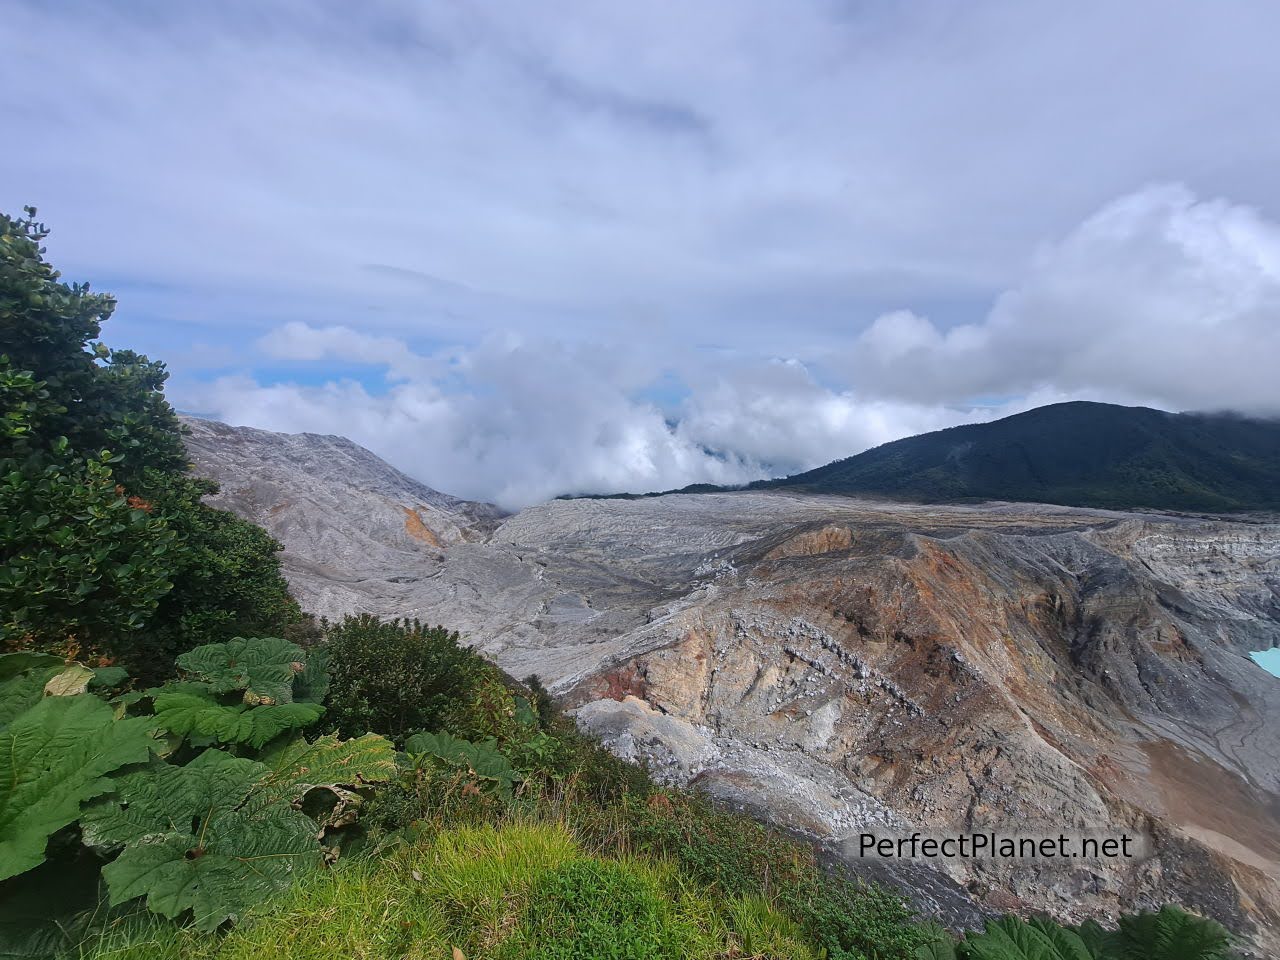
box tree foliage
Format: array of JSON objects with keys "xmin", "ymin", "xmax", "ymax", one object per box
[{"xmin": 0, "ymin": 207, "xmax": 296, "ymax": 674}]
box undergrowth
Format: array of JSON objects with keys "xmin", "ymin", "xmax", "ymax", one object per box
[{"xmin": 74, "ymin": 823, "xmax": 816, "ymax": 960}]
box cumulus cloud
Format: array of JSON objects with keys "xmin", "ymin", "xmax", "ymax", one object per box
[
  {"xmin": 7, "ymin": 4, "xmax": 1280, "ymax": 506},
  {"xmin": 184, "ymin": 327, "xmax": 983, "ymax": 508},
  {"xmin": 258, "ymin": 321, "xmax": 436, "ymax": 381},
  {"xmin": 848, "ymin": 185, "xmax": 1280, "ymax": 414},
  {"xmin": 183, "ymin": 333, "xmax": 755, "ymax": 508},
  {"xmin": 176, "ymin": 183, "xmax": 1280, "ymax": 508}
]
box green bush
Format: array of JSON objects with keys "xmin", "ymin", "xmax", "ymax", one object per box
[
  {"xmin": 80, "ymin": 823, "xmax": 807, "ymax": 960},
  {"xmin": 0, "ymin": 639, "xmax": 395, "ymax": 948},
  {"xmin": 574, "ymin": 791, "xmax": 927, "ymax": 960},
  {"xmin": 323, "ymin": 614, "xmax": 482, "ymax": 743}
]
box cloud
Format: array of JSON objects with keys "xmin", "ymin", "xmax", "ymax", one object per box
[
  {"xmin": 182, "ymin": 334, "xmax": 756, "ymax": 508},
  {"xmin": 180, "ymin": 326, "xmax": 995, "ymax": 509},
  {"xmin": 848, "ymin": 185, "xmax": 1280, "ymax": 414},
  {"xmin": 258, "ymin": 321, "xmax": 435, "ymax": 381},
  {"xmin": 177, "ymin": 183, "xmax": 1280, "ymax": 508},
  {"xmin": 7, "ymin": 0, "xmax": 1280, "ymax": 352},
  {"xmin": 6, "ymin": 4, "xmax": 1280, "ymax": 506}
]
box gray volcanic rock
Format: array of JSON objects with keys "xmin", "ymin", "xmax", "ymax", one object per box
[
  {"xmin": 183, "ymin": 417, "xmax": 1280, "ymax": 955},
  {"xmin": 181, "ymin": 416, "xmax": 504, "ymax": 618}
]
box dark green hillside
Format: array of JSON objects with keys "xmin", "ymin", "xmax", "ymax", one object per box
[{"xmin": 760, "ymin": 401, "xmax": 1280, "ymax": 512}]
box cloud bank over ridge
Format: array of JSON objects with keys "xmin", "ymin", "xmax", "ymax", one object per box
[
  {"xmin": 3, "ymin": 2, "xmax": 1279, "ymax": 506},
  {"xmin": 182, "ymin": 184, "xmax": 1280, "ymax": 508}
]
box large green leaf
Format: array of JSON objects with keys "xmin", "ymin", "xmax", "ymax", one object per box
[
  {"xmin": 175, "ymin": 637, "xmax": 305, "ymax": 705},
  {"xmin": 915, "ymin": 921, "xmax": 958, "ymax": 960},
  {"xmin": 1111, "ymin": 906, "xmax": 1234, "ymax": 960},
  {"xmin": 960, "ymin": 917, "xmax": 1096, "ymax": 960},
  {"xmin": 1028, "ymin": 919, "xmax": 1096, "ymax": 960},
  {"xmin": 0, "ymin": 695, "xmax": 153, "ymax": 881},
  {"xmin": 291, "ymin": 646, "xmax": 329, "ymax": 704},
  {"xmin": 256, "ymin": 732, "xmax": 396, "ymax": 807},
  {"xmin": 0, "ymin": 652, "xmax": 65, "ymax": 728},
  {"xmin": 404, "ymin": 730, "xmax": 520, "ymax": 792},
  {"xmin": 250, "ymin": 733, "xmax": 398, "ymax": 831},
  {"xmin": 0, "ymin": 653, "xmax": 63, "ymax": 684},
  {"xmin": 81, "ymin": 749, "xmax": 320, "ymax": 931},
  {"xmin": 151, "ymin": 687, "xmax": 323, "ymax": 749},
  {"xmin": 1070, "ymin": 919, "xmax": 1110, "ymax": 959},
  {"xmin": 404, "ymin": 729, "xmax": 471, "ymax": 761}
]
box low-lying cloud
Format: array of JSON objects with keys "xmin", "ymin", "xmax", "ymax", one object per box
[
  {"xmin": 7, "ymin": 4, "xmax": 1279, "ymax": 508},
  {"xmin": 177, "ymin": 183, "xmax": 1280, "ymax": 509}
]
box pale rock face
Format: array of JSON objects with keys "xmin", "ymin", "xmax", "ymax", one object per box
[
  {"xmin": 183, "ymin": 417, "xmax": 1280, "ymax": 956},
  {"xmin": 575, "ymin": 696, "xmax": 720, "ymax": 780}
]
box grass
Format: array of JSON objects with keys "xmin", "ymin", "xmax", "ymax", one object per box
[{"xmin": 75, "ymin": 821, "xmax": 819, "ymax": 960}]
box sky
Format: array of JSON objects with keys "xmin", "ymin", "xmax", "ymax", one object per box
[{"xmin": 3, "ymin": 0, "xmax": 1280, "ymax": 509}]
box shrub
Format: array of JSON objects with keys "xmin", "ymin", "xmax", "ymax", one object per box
[
  {"xmin": 1104, "ymin": 905, "xmax": 1237, "ymax": 960},
  {"xmin": 0, "ymin": 639, "xmax": 396, "ymax": 946},
  {"xmin": 441, "ymin": 668, "xmax": 524, "ymax": 744},
  {"xmin": 953, "ymin": 910, "xmax": 1241, "ymax": 960},
  {"xmin": 323, "ymin": 614, "xmax": 483, "ymax": 743}
]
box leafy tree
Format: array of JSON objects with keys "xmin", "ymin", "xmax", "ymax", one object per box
[
  {"xmin": 0, "ymin": 208, "xmax": 185, "ymax": 488},
  {"xmin": 1, "ymin": 207, "xmax": 297, "ymax": 674},
  {"xmin": 130, "ymin": 472, "xmax": 300, "ymax": 676},
  {"xmin": 0, "ymin": 441, "xmax": 178, "ymax": 651}
]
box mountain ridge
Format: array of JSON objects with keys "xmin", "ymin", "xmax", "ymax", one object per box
[{"xmin": 755, "ymin": 401, "xmax": 1280, "ymax": 513}]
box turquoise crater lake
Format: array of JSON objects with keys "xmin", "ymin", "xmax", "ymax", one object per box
[{"xmin": 1250, "ymin": 649, "xmax": 1280, "ymax": 678}]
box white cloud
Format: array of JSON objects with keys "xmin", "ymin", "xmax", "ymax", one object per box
[
  {"xmin": 258, "ymin": 321, "xmax": 435, "ymax": 381},
  {"xmin": 7, "ymin": 5, "xmax": 1280, "ymax": 505},
  {"xmin": 7, "ymin": 0, "xmax": 1280, "ymax": 350},
  {"xmin": 181, "ymin": 327, "xmax": 991, "ymax": 508},
  {"xmin": 848, "ymin": 184, "xmax": 1280, "ymax": 414},
  {"xmin": 176, "ymin": 183, "xmax": 1280, "ymax": 507}
]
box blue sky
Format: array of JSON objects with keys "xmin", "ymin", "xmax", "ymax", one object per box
[{"xmin": 4, "ymin": 0, "xmax": 1280, "ymax": 506}]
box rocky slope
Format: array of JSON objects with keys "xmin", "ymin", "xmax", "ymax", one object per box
[
  {"xmin": 181, "ymin": 416, "xmax": 504, "ymax": 617},
  {"xmin": 183, "ymin": 417, "xmax": 1280, "ymax": 954}
]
